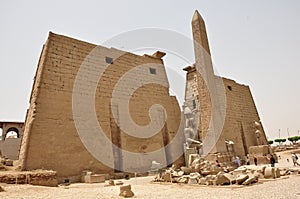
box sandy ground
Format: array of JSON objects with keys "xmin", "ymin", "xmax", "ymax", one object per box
[{"xmin": 1, "ymin": 149, "xmax": 300, "ymax": 199}]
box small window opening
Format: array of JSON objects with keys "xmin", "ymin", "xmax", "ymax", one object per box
[
  {"xmin": 149, "ymin": 68, "xmax": 156, "ymax": 74},
  {"xmin": 105, "ymin": 56, "xmax": 113, "ymax": 64},
  {"xmin": 227, "ymin": 86, "xmax": 232, "ymax": 91}
]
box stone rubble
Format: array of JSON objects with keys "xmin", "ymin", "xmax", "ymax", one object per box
[{"xmin": 154, "ymin": 158, "xmax": 300, "ymax": 186}]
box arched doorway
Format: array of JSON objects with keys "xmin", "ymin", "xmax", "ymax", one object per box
[{"xmin": 5, "ymin": 127, "xmax": 19, "ymax": 140}]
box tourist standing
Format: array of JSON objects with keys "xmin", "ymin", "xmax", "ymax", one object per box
[
  {"xmin": 291, "ymin": 152, "xmax": 300, "ymax": 166},
  {"xmin": 235, "ymin": 156, "xmax": 241, "ymax": 167},
  {"xmin": 254, "ymin": 156, "xmax": 258, "ymax": 166},
  {"xmin": 246, "ymin": 156, "xmax": 250, "ymax": 165}
]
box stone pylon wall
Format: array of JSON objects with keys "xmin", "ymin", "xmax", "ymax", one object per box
[
  {"xmin": 19, "ymin": 32, "xmax": 184, "ymax": 182},
  {"xmin": 184, "ymin": 10, "xmax": 268, "ymax": 157}
]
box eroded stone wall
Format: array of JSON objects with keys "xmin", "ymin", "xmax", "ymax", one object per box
[
  {"xmin": 184, "ymin": 68, "xmax": 268, "ymax": 157},
  {"xmin": 19, "ymin": 32, "xmax": 183, "ymax": 181}
]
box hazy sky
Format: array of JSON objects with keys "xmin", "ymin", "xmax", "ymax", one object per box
[{"xmin": 0, "ymin": 0, "xmax": 299, "ymax": 139}]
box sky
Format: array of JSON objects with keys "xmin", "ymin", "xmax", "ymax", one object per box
[{"xmin": 0, "ymin": 0, "xmax": 299, "ymax": 140}]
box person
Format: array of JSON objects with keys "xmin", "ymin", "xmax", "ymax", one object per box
[
  {"xmin": 270, "ymin": 154, "xmax": 275, "ymax": 167},
  {"xmin": 215, "ymin": 160, "xmax": 221, "ymax": 167},
  {"xmin": 235, "ymin": 156, "xmax": 241, "ymax": 167},
  {"xmin": 246, "ymin": 156, "xmax": 250, "ymax": 165},
  {"xmin": 254, "ymin": 156, "xmax": 258, "ymax": 166},
  {"xmin": 291, "ymin": 152, "xmax": 300, "ymax": 166}
]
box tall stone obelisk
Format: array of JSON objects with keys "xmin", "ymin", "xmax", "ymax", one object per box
[
  {"xmin": 191, "ymin": 10, "xmax": 225, "ymax": 154},
  {"xmin": 192, "ymin": 10, "xmax": 215, "ymax": 83}
]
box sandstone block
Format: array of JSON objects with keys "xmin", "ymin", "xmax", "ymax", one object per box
[
  {"xmin": 199, "ymin": 177, "xmax": 207, "ymax": 185},
  {"xmin": 119, "ymin": 184, "xmax": 134, "ymax": 198},
  {"xmin": 275, "ymin": 168, "xmax": 280, "ymax": 178},
  {"xmin": 236, "ymin": 174, "xmax": 249, "ymax": 185},
  {"xmin": 84, "ymin": 174, "xmax": 105, "ymax": 183},
  {"xmin": 264, "ymin": 167, "xmax": 275, "ymax": 179},
  {"xmin": 242, "ymin": 176, "xmax": 257, "ymax": 185},
  {"xmin": 188, "ymin": 177, "xmax": 198, "ymax": 184},
  {"xmin": 216, "ymin": 174, "xmax": 230, "ymax": 185},
  {"xmin": 115, "ymin": 181, "xmax": 124, "ymax": 185},
  {"xmin": 5, "ymin": 160, "xmax": 13, "ymax": 166}
]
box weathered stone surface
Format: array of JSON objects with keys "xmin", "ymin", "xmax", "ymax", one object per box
[
  {"xmin": 215, "ymin": 173, "xmax": 230, "ymax": 185},
  {"xmin": 275, "ymin": 168, "xmax": 281, "ymax": 178},
  {"xmin": 223, "ymin": 173, "xmax": 236, "ymax": 184},
  {"xmin": 236, "ymin": 174, "xmax": 249, "ymax": 185},
  {"xmin": 233, "ymin": 167, "xmax": 247, "ymax": 176},
  {"xmin": 181, "ymin": 167, "xmax": 193, "ymax": 175},
  {"xmin": 162, "ymin": 172, "xmax": 172, "ymax": 182},
  {"xmin": 4, "ymin": 160, "xmax": 13, "ymax": 166},
  {"xmin": 119, "ymin": 184, "xmax": 134, "ymax": 198},
  {"xmin": 115, "ymin": 181, "xmax": 124, "ymax": 185},
  {"xmin": 176, "ymin": 176, "xmax": 188, "ymax": 183},
  {"xmin": 109, "ymin": 179, "xmax": 115, "ymax": 186},
  {"xmin": 83, "ymin": 173, "xmax": 105, "ymax": 183},
  {"xmin": 188, "ymin": 177, "xmax": 198, "ymax": 184},
  {"xmin": 0, "ymin": 170, "xmax": 58, "ymax": 187},
  {"xmin": 18, "ymin": 32, "xmax": 184, "ymax": 180},
  {"xmin": 0, "ymin": 185, "xmax": 4, "ymax": 192},
  {"xmin": 264, "ymin": 167, "xmax": 275, "ymax": 179},
  {"xmin": 242, "ymin": 176, "xmax": 257, "ymax": 185},
  {"xmin": 198, "ymin": 177, "xmax": 207, "ymax": 185}
]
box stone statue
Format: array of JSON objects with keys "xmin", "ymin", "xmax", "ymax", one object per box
[
  {"xmin": 225, "ymin": 140, "xmax": 235, "ymax": 154},
  {"xmin": 183, "ymin": 107, "xmax": 196, "ymax": 147},
  {"xmin": 253, "ymin": 120, "xmax": 263, "ymax": 145}
]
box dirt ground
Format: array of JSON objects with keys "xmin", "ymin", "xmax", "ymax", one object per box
[{"xmin": 0, "ymin": 149, "xmax": 300, "ymax": 199}]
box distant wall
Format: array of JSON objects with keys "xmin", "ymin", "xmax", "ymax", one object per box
[{"xmin": 0, "ymin": 138, "xmax": 21, "ymax": 160}]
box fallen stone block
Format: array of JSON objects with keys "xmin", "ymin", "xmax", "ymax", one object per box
[
  {"xmin": 253, "ymin": 171, "xmax": 263, "ymax": 179},
  {"xmin": 180, "ymin": 167, "xmax": 192, "ymax": 175},
  {"xmin": 275, "ymin": 168, "xmax": 280, "ymax": 178},
  {"xmin": 176, "ymin": 176, "xmax": 188, "ymax": 183},
  {"xmin": 5, "ymin": 160, "xmax": 13, "ymax": 166},
  {"xmin": 233, "ymin": 167, "xmax": 247, "ymax": 176},
  {"xmin": 115, "ymin": 181, "xmax": 124, "ymax": 185},
  {"xmin": 119, "ymin": 184, "xmax": 134, "ymax": 198},
  {"xmin": 223, "ymin": 173, "xmax": 236, "ymax": 184},
  {"xmin": 264, "ymin": 167, "xmax": 275, "ymax": 179},
  {"xmin": 188, "ymin": 177, "xmax": 198, "ymax": 184},
  {"xmin": 236, "ymin": 174, "xmax": 249, "ymax": 185},
  {"xmin": 216, "ymin": 174, "xmax": 230, "ymax": 185},
  {"xmin": 162, "ymin": 172, "xmax": 172, "ymax": 182},
  {"xmin": 84, "ymin": 174, "xmax": 105, "ymax": 183},
  {"xmin": 104, "ymin": 179, "xmax": 115, "ymax": 187},
  {"xmin": 242, "ymin": 176, "xmax": 257, "ymax": 185},
  {"xmin": 198, "ymin": 177, "xmax": 207, "ymax": 185}
]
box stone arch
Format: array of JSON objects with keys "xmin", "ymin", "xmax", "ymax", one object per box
[{"xmin": 5, "ymin": 127, "xmax": 20, "ymax": 140}]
